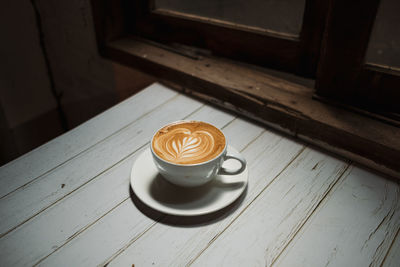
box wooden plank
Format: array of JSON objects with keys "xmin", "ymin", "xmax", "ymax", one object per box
[
  {"xmin": 274, "ymin": 166, "xmax": 400, "ymax": 267},
  {"xmin": 0, "ymin": 94, "xmax": 202, "ymax": 237},
  {"xmin": 0, "ymin": 83, "xmax": 177, "ymax": 199},
  {"xmin": 382, "ymin": 229, "xmax": 400, "ymax": 267},
  {"xmin": 101, "ymin": 130, "xmax": 306, "ymax": 266},
  {"xmin": 0, "ymin": 104, "xmax": 235, "ymax": 267},
  {"xmin": 0, "ymin": 151, "xmax": 149, "ymax": 267},
  {"xmin": 105, "ymin": 38, "xmax": 400, "ymax": 178},
  {"xmin": 179, "ymin": 149, "xmax": 349, "ymax": 266},
  {"xmin": 36, "ymin": 118, "xmax": 268, "ymax": 266}
]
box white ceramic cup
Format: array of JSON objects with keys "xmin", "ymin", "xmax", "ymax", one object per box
[{"xmin": 150, "ymin": 121, "xmax": 247, "ymax": 187}]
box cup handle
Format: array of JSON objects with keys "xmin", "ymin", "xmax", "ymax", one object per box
[{"xmin": 218, "ymin": 151, "xmax": 247, "ymax": 175}]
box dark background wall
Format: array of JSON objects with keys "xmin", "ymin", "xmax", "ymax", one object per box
[
  {"xmin": 0, "ymin": 0, "xmax": 155, "ymax": 165},
  {"xmin": 2, "ymin": 0, "xmax": 397, "ymax": 165}
]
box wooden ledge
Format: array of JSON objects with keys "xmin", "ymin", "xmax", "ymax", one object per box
[{"xmin": 105, "ymin": 37, "xmax": 400, "ymax": 179}]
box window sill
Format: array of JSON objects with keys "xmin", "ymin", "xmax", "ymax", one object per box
[{"xmin": 104, "ymin": 37, "xmax": 400, "ymax": 179}]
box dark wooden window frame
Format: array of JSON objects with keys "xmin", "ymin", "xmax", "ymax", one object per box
[
  {"xmin": 316, "ymin": 0, "xmax": 400, "ymax": 117},
  {"xmin": 91, "ymin": 0, "xmax": 400, "ymax": 179},
  {"xmin": 122, "ymin": 0, "xmax": 329, "ymax": 77}
]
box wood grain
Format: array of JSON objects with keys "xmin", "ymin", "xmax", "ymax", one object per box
[
  {"xmin": 106, "ymin": 129, "xmax": 305, "ymax": 266},
  {"xmin": 106, "ymin": 38, "xmax": 400, "ymax": 178},
  {"xmin": 1, "ymin": 83, "xmax": 397, "ymax": 267},
  {"xmin": 189, "ymin": 149, "xmax": 348, "ymax": 266},
  {"xmin": 92, "ymin": 0, "xmax": 328, "ymax": 77},
  {"xmin": 35, "ymin": 117, "xmax": 260, "ymax": 266},
  {"xmin": 274, "ymin": 166, "xmax": 400, "ymax": 267},
  {"xmin": 0, "ymin": 104, "xmax": 235, "ymax": 267},
  {"xmin": 382, "ymin": 229, "xmax": 400, "ymax": 267},
  {"xmin": 124, "ymin": 0, "xmax": 326, "ymax": 76},
  {"xmin": 0, "ymin": 93, "xmax": 202, "ymax": 237},
  {"xmin": 0, "ymin": 84, "xmax": 176, "ymax": 199}
]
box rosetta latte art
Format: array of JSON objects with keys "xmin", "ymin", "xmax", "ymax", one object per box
[
  {"xmin": 163, "ymin": 129, "xmax": 214, "ymax": 161},
  {"xmin": 152, "ymin": 121, "xmax": 226, "ymax": 164}
]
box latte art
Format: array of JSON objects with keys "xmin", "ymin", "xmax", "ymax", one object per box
[
  {"xmin": 152, "ymin": 121, "xmax": 225, "ymax": 164},
  {"xmin": 168, "ymin": 131, "xmax": 213, "ymax": 159}
]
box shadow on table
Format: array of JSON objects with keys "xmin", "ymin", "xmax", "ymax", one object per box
[
  {"xmin": 149, "ymin": 174, "xmax": 244, "ymax": 205},
  {"xmin": 129, "ymin": 175, "xmax": 247, "ymax": 227}
]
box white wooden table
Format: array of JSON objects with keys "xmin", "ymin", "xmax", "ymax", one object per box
[{"xmin": 1, "ymin": 83, "xmax": 399, "ymax": 267}]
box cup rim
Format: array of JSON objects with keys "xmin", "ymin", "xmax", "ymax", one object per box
[{"xmin": 150, "ymin": 120, "xmax": 227, "ymax": 166}]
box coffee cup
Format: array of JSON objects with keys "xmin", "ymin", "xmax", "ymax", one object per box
[{"xmin": 150, "ymin": 120, "xmax": 247, "ymax": 187}]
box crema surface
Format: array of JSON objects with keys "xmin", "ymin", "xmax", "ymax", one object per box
[{"xmin": 152, "ymin": 121, "xmax": 226, "ymax": 164}]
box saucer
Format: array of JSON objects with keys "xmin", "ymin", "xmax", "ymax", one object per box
[{"xmin": 130, "ymin": 146, "xmax": 248, "ymax": 216}]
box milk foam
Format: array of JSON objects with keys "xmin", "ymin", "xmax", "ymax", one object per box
[{"xmin": 152, "ymin": 121, "xmax": 225, "ymax": 164}]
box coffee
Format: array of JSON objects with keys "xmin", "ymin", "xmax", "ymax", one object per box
[{"xmin": 152, "ymin": 121, "xmax": 226, "ymax": 165}]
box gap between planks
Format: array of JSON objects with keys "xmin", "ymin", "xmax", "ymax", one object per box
[
  {"xmin": 33, "ymin": 195, "xmax": 158, "ymax": 267},
  {"xmin": 0, "ymin": 99, "xmax": 205, "ymax": 240},
  {"xmin": 381, "ymin": 225, "xmax": 400, "ymax": 267},
  {"xmin": 102, "ymin": 129, "xmax": 304, "ymax": 266},
  {"xmin": 187, "ymin": 150, "xmax": 350, "ymax": 266},
  {"xmin": 186, "ymin": 146, "xmax": 307, "ymax": 266},
  {"xmin": 37, "ymin": 117, "xmax": 264, "ymax": 267},
  {"xmin": 102, "ymin": 127, "xmax": 268, "ymax": 266},
  {"xmin": 1, "ymin": 102, "xmax": 238, "ymax": 266},
  {"xmin": 271, "ymin": 164, "xmax": 400, "ymax": 267},
  {"xmin": 32, "ymin": 108, "xmax": 351, "ymax": 266},
  {"xmin": 269, "ymin": 163, "xmax": 352, "ymax": 266},
  {"xmin": 0, "ymin": 91, "xmax": 180, "ymax": 201},
  {"xmin": 32, "ymin": 109, "xmax": 236, "ymax": 266}
]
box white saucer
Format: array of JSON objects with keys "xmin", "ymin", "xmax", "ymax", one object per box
[{"xmin": 130, "ymin": 146, "xmax": 248, "ymax": 216}]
